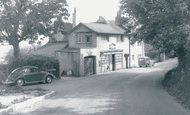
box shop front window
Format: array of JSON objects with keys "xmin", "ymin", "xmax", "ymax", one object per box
[{"xmin": 115, "ymin": 53, "xmax": 122, "ymax": 63}]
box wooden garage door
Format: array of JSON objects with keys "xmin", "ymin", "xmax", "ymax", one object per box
[{"xmin": 84, "ymin": 56, "xmax": 96, "ymax": 76}]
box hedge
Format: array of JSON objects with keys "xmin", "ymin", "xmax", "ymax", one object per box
[{"xmin": 8, "ymin": 54, "xmax": 59, "ymax": 78}]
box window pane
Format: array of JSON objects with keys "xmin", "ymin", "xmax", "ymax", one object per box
[
  {"xmin": 86, "ymin": 35, "xmax": 92, "ymax": 43},
  {"xmin": 77, "ymin": 33, "xmax": 83, "ymax": 43},
  {"xmin": 115, "ymin": 53, "xmax": 122, "ymax": 63},
  {"xmin": 101, "ymin": 55, "xmax": 109, "ymax": 65},
  {"xmin": 101, "ymin": 35, "xmax": 109, "ymax": 42},
  {"xmin": 77, "ymin": 33, "xmax": 92, "ymax": 43}
]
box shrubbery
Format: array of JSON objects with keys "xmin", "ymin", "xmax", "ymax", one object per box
[
  {"xmin": 8, "ymin": 54, "xmax": 59, "ymax": 78},
  {"xmin": 163, "ymin": 67, "xmax": 190, "ymax": 109}
]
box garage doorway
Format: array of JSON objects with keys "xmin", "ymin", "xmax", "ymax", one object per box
[{"xmin": 84, "ymin": 56, "xmax": 96, "ymax": 76}]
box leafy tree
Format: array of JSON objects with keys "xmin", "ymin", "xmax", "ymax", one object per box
[
  {"xmin": 120, "ymin": 0, "xmax": 190, "ymax": 70},
  {"xmin": 0, "ymin": 0, "xmax": 69, "ymax": 67}
]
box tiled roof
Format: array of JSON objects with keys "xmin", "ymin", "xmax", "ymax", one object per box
[
  {"xmin": 32, "ymin": 42, "xmax": 68, "ymax": 57},
  {"xmin": 70, "ymin": 17, "xmax": 125, "ymax": 34},
  {"xmin": 82, "ymin": 22, "xmax": 126, "ymax": 34}
]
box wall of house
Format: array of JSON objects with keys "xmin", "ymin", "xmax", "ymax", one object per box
[
  {"xmin": 130, "ymin": 41, "xmax": 145, "ymax": 67},
  {"xmin": 79, "ymin": 35, "xmax": 130, "ymax": 76},
  {"xmin": 64, "ymin": 25, "xmax": 145, "ymax": 76},
  {"xmin": 97, "ymin": 35, "xmax": 130, "ymax": 69},
  {"xmin": 69, "ymin": 25, "xmax": 97, "ymax": 48},
  {"xmin": 58, "ymin": 34, "xmax": 144, "ymax": 76}
]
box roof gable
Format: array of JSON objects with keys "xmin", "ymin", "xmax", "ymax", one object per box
[{"xmin": 69, "ymin": 23, "xmax": 97, "ymax": 34}]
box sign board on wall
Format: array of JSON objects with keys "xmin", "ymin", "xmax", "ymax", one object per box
[
  {"xmin": 109, "ymin": 43, "xmax": 116, "ymax": 49},
  {"xmin": 87, "ymin": 49, "xmax": 93, "ymax": 55}
]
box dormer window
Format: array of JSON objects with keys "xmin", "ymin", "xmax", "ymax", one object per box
[
  {"xmin": 76, "ymin": 33, "xmax": 83, "ymax": 43},
  {"xmin": 76, "ymin": 33, "xmax": 92, "ymax": 43},
  {"xmin": 86, "ymin": 35, "xmax": 92, "ymax": 43},
  {"xmin": 77, "ymin": 36, "xmax": 83, "ymax": 43}
]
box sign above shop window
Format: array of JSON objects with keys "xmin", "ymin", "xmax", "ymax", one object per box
[
  {"xmin": 87, "ymin": 49, "xmax": 93, "ymax": 55},
  {"xmin": 109, "ymin": 43, "xmax": 116, "ymax": 49}
]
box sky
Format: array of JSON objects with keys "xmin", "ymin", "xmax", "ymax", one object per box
[{"xmin": 67, "ymin": 0, "xmax": 120, "ymax": 24}]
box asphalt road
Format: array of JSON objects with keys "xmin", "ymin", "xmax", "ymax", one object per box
[{"xmin": 15, "ymin": 59, "xmax": 190, "ymax": 115}]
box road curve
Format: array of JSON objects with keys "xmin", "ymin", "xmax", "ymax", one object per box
[{"xmin": 12, "ymin": 59, "xmax": 190, "ymax": 115}]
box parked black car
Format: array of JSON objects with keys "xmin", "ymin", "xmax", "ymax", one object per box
[
  {"xmin": 3, "ymin": 66, "xmax": 56, "ymax": 86},
  {"xmin": 138, "ymin": 57, "xmax": 155, "ymax": 67}
]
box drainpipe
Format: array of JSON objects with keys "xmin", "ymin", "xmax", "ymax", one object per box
[
  {"xmin": 142, "ymin": 41, "xmax": 144, "ymax": 57},
  {"xmin": 129, "ymin": 37, "xmax": 131, "ymax": 68}
]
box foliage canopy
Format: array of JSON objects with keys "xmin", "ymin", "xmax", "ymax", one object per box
[
  {"xmin": 120, "ymin": 0, "xmax": 190, "ymax": 69},
  {"xmin": 0, "ymin": 0, "xmax": 69, "ymax": 66},
  {"xmin": 120, "ymin": 0, "xmax": 190, "ymax": 54}
]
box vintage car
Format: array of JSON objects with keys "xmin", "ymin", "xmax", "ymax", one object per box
[
  {"xmin": 138, "ymin": 57, "xmax": 155, "ymax": 67},
  {"xmin": 3, "ymin": 66, "xmax": 56, "ymax": 86}
]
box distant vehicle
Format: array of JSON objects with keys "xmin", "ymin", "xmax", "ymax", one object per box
[
  {"xmin": 138, "ymin": 57, "xmax": 155, "ymax": 67},
  {"xmin": 3, "ymin": 66, "xmax": 56, "ymax": 86}
]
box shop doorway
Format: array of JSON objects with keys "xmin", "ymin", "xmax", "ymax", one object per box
[
  {"xmin": 112, "ymin": 54, "xmax": 116, "ymax": 71},
  {"xmin": 124, "ymin": 54, "xmax": 129, "ymax": 68}
]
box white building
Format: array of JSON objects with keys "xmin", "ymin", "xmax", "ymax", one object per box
[{"xmin": 57, "ymin": 17, "xmax": 145, "ymax": 76}]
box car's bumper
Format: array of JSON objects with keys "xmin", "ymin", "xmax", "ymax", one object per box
[{"xmin": 2, "ymin": 81, "xmax": 15, "ymax": 86}]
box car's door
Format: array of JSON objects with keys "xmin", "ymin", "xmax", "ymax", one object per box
[
  {"xmin": 24, "ymin": 68, "xmax": 44, "ymax": 83},
  {"xmin": 23, "ymin": 68, "xmax": 34, "ymax": 82},
  {"xmin": 30, "ymin": 68, "xmax": 45, "ymax": 82}
]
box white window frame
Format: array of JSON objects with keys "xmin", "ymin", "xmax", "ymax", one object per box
[
  {"xmin": 85, "ymin": 34, "xmax": 92, "ymax": 43},
  {"xmin": 77, "ymin": 36, "xmax": 83, "ymax": 43},
  {"xmin": 77, "ymin": 33, "xmax": 92, "ymax": 43},
  {"xmin": 101, "ymin": 35, "xmax": 109, "ymax": 42}
]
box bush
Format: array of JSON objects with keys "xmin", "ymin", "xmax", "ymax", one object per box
[
  {"xmin": 8, "ymin": 54, "xmax": 59, "ymax": 78},
  {"xmin": 0, "ymin": 64, "xmax": 8, "ymax": 83},
  {"xmin": 162, "ymin": 67, "xmax": 190, "ymax": 109}
]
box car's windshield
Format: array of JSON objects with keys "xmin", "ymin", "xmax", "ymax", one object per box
[{"xmin": 10, "ymin": 68, "xmax": 21, "ymax": 74}]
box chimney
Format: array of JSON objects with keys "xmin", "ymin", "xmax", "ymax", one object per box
[
  {"xmin": 72, "ymin": 8, "xmax": 76, "ymax": 27},
  {"xmin": 115, "ymin": 8, "xmax": 122, "ymax": 26},
  {"xmin": 96, "ymin": 16, "xmax": 107, "ymax": 24}
]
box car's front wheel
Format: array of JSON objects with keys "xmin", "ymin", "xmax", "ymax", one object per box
[
  {"xmin": 45, "ymin": 76, "xmax": 52, "ymax": 84},
  {"xmin": 16, "ymin": 79, "xmax": 25, "ymax": 86}
]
